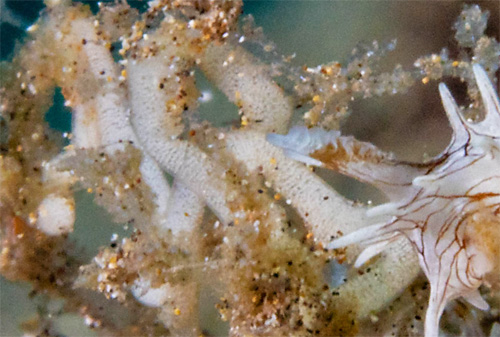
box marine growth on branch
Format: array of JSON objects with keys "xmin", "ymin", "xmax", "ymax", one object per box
[{"xmin": 0, "ymin": 1, "xmax": 499, "ymax": 336}]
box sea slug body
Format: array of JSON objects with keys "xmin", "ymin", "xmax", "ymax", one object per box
[{"xmin": 268, "ymin": 64, "xmax": 500, "ymax": 337}]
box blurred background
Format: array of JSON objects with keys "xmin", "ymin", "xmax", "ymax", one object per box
[{"xmin": 1, "ymin": 1, "xmax": 499, "ymax": 336}]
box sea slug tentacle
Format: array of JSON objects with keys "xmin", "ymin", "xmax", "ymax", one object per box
[{"xmin": 267, "ymin": 126, "xmax": 425, "ymax": 200}]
